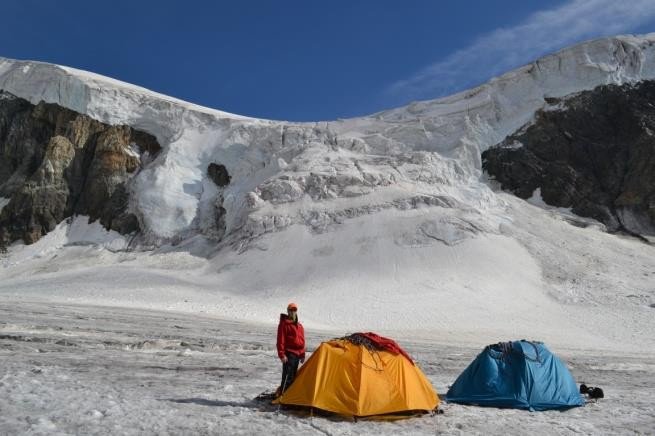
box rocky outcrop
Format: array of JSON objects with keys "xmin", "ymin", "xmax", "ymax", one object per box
[
  {"xmin": 207, "ymin": 163, "xmax": 230, "ymax": 187},
  {"xmin": 482, "ymin": 81, "xmax": 655, "ymax": 239},
  {"xmin": 0, "ymin": 91, "xmax": 160, "ymax": 246},
  {"xmin": 205, "ymin": 162, "xmax": 230, "ymax": 242}
]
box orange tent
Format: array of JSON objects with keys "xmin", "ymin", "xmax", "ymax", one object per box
[{"xmin": 274, "ymin": 335, "xmax": 439, "ymax": 418}]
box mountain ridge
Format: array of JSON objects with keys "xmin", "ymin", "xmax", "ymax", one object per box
[
  {"xmin": 3, "ymin": 33, "xmax": 655, "ymax": 247},
  {"xmin": 0, "ymin": 34, "xmax": 654, "ymax": 351}
]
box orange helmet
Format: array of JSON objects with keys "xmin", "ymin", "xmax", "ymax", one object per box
[{"xmin": 287, "ymin": 302, "xmax": 298, "ymax": 311}]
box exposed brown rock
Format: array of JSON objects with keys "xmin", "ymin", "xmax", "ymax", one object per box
[{"xmin": 0, "ymin": 91, "xmax": 160, "ymax": 246}]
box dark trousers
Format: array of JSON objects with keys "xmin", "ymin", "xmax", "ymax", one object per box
[{"xmin": 280, "ymin": 352, "xmax": 300, "ymax": 392}]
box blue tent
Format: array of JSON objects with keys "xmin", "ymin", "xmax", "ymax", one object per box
[{"xmin": 446, "ymin": 340, "xmax": 585, "ymax": 411}]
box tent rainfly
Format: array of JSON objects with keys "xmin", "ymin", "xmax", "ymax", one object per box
[
  {"xmin": 274, "ymin": 332, "xmax": 439, "ymax": 418},
  {"xmin": 446, "ymin": 340, "xmax": 585, "ymax": 411}
]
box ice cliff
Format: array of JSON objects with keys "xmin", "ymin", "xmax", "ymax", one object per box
[{"xmin": 1, "ymin": 33, "xmax": 655, "ymax": 248}]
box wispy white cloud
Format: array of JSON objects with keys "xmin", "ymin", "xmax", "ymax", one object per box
[{"xmin": 386, "ymin": 0, "xmax": 655, "ymax": 103}]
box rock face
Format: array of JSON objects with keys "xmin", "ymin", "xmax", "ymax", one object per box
[
  {"xmin": 0, "ymin": 91, "xmax": 160, "ymax": 246},
  {"xmin": 207, "ymin": 163, "xmax": 230, "ymax": 187},
  {"xmin": 483, "ymin": 81, "xmax": 655, "ymax": 239},
  {"xmin": 206, "ymin": 162, "xmax": 230, "ymax": 242}
]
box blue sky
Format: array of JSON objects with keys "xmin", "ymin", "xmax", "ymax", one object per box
[{"xmin": 1, "ymin": 1, "xmax": 655, "ymax": 121}]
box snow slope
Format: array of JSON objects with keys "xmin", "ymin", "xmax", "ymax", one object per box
[{"xmin": 1, "ymin": 34, "xmax": 655, "ymax": 355}]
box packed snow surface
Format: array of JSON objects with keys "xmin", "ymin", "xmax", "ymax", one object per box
[
  {"xmin": 0, "ymin": 302, "xmax": 653, "ymax": 435},
  {"xmin": 1, "ymin": 34, "xmax": 655, "ymax": 434}
]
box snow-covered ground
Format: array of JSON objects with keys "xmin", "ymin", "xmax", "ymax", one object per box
[
  {"xmin": 1, "ymin": 301, "xmax": 653, "ymax": 435},
  {"xmin": 0, "ymin": 192, "xmax": 653, "ymax": 434}
]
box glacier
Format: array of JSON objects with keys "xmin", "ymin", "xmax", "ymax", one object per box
[
  {"xmin": 0, "ymin": 34, "xmax": 653, "ymax": 350},
  {"xmin": 1, "ymin": 34, "xmax": 655, "ymax": 245}
]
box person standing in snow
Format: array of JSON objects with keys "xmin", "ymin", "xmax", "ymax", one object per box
[{"xmin": 276, "ymin": 302, "xmax": 305, "ymax": 394}]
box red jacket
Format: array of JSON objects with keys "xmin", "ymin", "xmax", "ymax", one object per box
[{"xmin": 277, "ymin": 314, "xmax": 305, "ymax": 359}]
